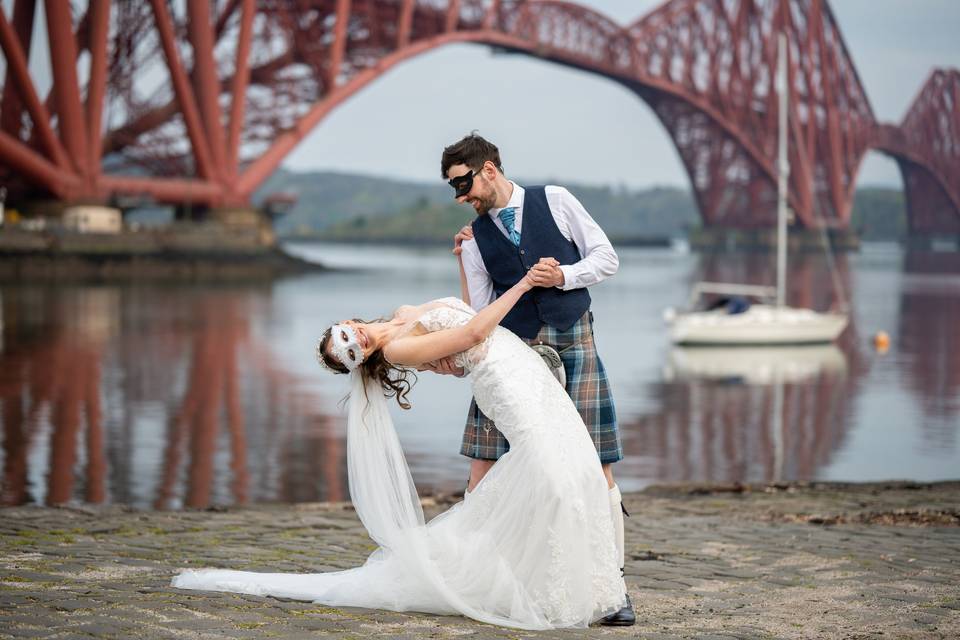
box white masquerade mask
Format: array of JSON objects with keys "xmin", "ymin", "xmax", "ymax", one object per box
[{"xmin": 322, "ymin": 323, "xmax": 365, "ymax": 372}]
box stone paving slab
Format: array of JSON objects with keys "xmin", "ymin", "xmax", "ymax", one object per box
[{"xmin": 1, "ymin": 481, "xmax": 958, "ymax": 639}]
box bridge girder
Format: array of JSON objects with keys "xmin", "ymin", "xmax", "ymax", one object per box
[{"xmin": 0, "ymin": 0, "xmax": 957, "ymax": 232}]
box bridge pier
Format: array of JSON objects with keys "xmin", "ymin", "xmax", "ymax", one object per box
[
  {"xmin": 171, "ymin": 205, "xmax": 276, "ymax": 247},
  {"xmin": 209, "ymin": 207, "xmax": 276, "ymax": 247},
  {"xmin": 688, "ymin": 227, "xmax": 861, "ymax": 252}
]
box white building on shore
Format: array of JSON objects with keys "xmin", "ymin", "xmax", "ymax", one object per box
[{"xmin": 63, "ymin": 206, "xmax": 122, "ymax": 233}]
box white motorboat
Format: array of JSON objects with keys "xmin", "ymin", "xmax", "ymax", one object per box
[{"xmin": 666, "ymin": 34, "xmax": 848, "ymax": 346}]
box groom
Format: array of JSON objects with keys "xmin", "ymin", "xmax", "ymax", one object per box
[{"xmin": 435, "ymin": 133, "xmax": 635, "ymax": 626}]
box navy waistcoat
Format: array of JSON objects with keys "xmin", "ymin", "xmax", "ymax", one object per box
[{"xmin": 472, "ymin": 186, "xmax": 591, "ymax": 339}]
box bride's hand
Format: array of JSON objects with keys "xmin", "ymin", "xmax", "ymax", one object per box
[
  {"xmin": 527, "ymin": 259, "xmax": 564, "ymax": 288},
  {"xmin": 453, "ymin": 225, "xmax": 473, "ymax": 256},
  {"xmin": 521, "ymin": 270, "xmax": 538, "ymax": 291}
]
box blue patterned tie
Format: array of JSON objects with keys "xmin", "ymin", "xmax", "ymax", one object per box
[{"xmin": 497, "ymin": 207, "xmax": 521, "ymax": 246}]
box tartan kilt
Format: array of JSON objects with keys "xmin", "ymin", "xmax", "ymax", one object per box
[{"xmin": 460, "ymin": 311, "xmax": 622, "ymax": 464}]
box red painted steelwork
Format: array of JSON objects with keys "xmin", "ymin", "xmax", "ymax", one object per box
[
  {"xmin": 227, "ymin": 0, "xmax": 255, "ymax": 176},
  {"xmin": 0, "ymin": 0, "xmax": 36, "ymax": 139},
  {"xmin": 186, "ymin": 0, "xmax": 228, "ymax": 182},
  {"xmin": 85, "ymin": 0, "xmax": 110, "ymax": 181},
  {"xmin": 148, "ymin": 0, "xmax": 217, "ymax": 183},
  {"xmin": 874, "ymin": 70, "xmax": 960, "ymax": 234},
  {"xmin": 0, "ymin": 0, "xmax": 957, "ymax": 230},
  {"xmin": 0, "ymin": 4, "xmax": 69, "ymax": 170},
  {"xmin": 0, "ymin": 128, "xmax": 80, "ymax": 197},
  {"xmin": 44, "ymin": 0, "xmax": 89, "ymax": 177}
]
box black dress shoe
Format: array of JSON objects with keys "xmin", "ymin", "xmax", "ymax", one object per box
[{"xmin": 600, "ymin": 594, "xmax": 636, "ymax": 626}]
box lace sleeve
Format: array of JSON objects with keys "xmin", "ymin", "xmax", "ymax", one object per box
[{"xmin": 415, "ymin": 306, "xmax": 468, "ymax": 333}]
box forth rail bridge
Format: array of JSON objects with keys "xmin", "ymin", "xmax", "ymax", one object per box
[{"xmin": 0, "ymin": 0, "xmax": 958, "ymax": 245}]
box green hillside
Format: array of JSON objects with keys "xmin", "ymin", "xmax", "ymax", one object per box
[
  {"xmin": 256, "ymin": 169, "xmax": 451, "ymax": 234},
  {"xmin": 851, "ymin": 187, "xmax": 907, "ymax": 240},
  {"xmin": 258, "ymin": 169, "xmax": 906, "ymax": 242},
  {"xmin": 314, "ymin": 199, "xmax": 474, "ymax": 243}
]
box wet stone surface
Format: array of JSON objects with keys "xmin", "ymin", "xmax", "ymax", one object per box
[{"xmin": 1, "ymin": 481, "xmax": 958, "ymax": 639}]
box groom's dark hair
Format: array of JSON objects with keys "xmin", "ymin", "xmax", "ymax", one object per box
[{"xmin": 441, "ymin": 132, "xmax": 504, "ymax": 178}]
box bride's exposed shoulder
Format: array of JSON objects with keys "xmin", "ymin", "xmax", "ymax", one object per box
[
  {"xmin": 392, "ymin": 304, "xmax": 419, "ymax": 320},
  {"xmin": 389, "ymin": 303, "xmax": 437, "ymax": 334},
  {"xmin": 390, "ymin": 299, "xmax": 474, "ymax": 331}
]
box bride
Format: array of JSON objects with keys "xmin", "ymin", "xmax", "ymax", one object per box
[{"xmin": 172, "ymin": 272, "xmax": 627, "ymax": 629}]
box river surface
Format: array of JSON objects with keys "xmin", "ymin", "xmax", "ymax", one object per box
[{"xmin": 1, "ymin": 242, "xmax": 958, "ymax": 509}]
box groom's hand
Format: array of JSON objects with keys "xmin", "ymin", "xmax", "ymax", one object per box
[
  {"xmin": 528, "ymin": 258, "xmax": 564, "ymax": 287},
  {"xmin": 453, "ymin": 225, "xmax": 474, "ymax": 256},
  {"xmin": 418, "ymin": 357, "xmax": 466, "ymax": 377}
]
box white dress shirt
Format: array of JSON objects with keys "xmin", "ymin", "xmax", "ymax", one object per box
[{"xmin": 460, "ymin": 182, "xmax": 619, "ymax": 310}]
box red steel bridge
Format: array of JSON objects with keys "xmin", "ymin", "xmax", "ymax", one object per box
[{"xmin": 0, "ymin": 0, "xmax": 958, "ymax": 232}]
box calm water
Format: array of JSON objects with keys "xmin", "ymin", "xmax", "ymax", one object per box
[{"xmin": 1, "ymin": 242, "xmax": 958, "ymax": 509}]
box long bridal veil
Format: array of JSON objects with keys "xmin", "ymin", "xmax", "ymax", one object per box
[{"xmin": 345, "ymin": 370, "xmax": 425, "ymax": 550}]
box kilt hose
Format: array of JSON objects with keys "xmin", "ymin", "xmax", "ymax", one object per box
[{"xmin": 460, "ymin": 311, "xmax": 622, "ymax": 464}]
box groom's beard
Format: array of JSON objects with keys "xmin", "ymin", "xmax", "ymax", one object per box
[{"xmin": 470, "ymin": 188, "xmax": 497, "ymax": 216}]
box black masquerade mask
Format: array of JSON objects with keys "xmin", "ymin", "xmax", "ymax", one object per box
[{"xmin": 447, "ymin": 170, "xmax": 476, "ymax": 199}]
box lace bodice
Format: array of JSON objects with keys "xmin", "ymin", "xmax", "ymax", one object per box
[{"xmin": 412, "ymin": 297, "xmax": 490, "ymax": 372}]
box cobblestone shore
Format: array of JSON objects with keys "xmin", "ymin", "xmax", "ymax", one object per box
[{"xmin": 2, "ymin": 481, "xmax": 958, "ymax": 639}]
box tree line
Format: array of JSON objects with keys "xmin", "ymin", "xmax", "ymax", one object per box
[{"xmin": 257, "ymin": 168, "xmax": 906, "ymax": 243}]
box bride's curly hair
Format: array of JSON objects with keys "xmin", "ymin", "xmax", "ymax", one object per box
[{"xmin": 318, "ymin": 320, "xmax": 417, "ymax": 409}]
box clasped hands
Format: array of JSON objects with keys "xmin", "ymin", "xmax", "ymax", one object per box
[{"xmin": 525, "ymin": 257, "xmax": 564, "ymax": 288}]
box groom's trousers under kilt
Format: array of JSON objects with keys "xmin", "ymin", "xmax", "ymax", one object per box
[{"xmin": 460, "ymin": 310, "xmax": 622, "ymax": 464}]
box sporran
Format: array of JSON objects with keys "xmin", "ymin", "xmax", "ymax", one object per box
[{"xmin": 531, "ymin": 343, "xmax": 565, "ymax": 385}]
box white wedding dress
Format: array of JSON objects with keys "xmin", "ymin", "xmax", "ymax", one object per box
[{"xmin": 172, "ymin": 298, "xmax": 626, "ymax": 629}]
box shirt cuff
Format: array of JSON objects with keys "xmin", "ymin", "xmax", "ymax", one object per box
[{"xmin": 557, "ymin": 264, "xmax": 577, "ymax": 291}]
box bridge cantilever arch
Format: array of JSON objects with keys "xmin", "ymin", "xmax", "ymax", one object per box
[{"xmin": 0, "ymin": 0, "xmax": 957, "ymax": 233}]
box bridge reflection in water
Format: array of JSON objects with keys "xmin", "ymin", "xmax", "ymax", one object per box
[
  {"xmin": 0, "ymin": 285, "xmax": 346, "ymax": 509},
  {"xmin": 898, "ymin": 251, "xmax": 960, "ymax": 445}
]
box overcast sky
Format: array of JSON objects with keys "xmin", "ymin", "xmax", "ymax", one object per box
[{"xmin": 283, "ymin": 0, "xmax": 960, "ymax": 190}]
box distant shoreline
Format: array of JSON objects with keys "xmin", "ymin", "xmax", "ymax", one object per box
[
  {"xmin": 281, "ymin": 234, "xmax": 677, "ymax": 248},
  {"xmin": 0, "ymin": 247, "xmax": 326, "ymax": 281}
]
